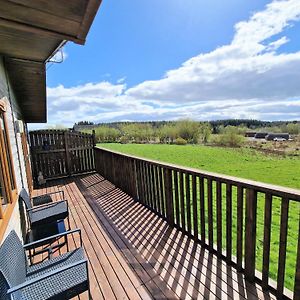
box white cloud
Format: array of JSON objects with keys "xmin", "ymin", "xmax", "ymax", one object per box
[
  {"xmin": 31, "ymin": 0, "xmax": 300, "ymax": 129},
  {"xmin": 127, "ymin": 0, "xmax": 300, "ymax": 103}
]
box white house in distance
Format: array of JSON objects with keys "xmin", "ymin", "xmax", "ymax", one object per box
[{"xmin": 0, "ymin": 0, "xmax": 101, "ymax": 242}]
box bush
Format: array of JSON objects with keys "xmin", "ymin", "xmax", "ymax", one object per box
[
  {"xmin": 175, "ymin": 137, "xmax": 187, "ymax": 145},
  {"xmin": 177, "ymin": 119, "xmax": 200, "ymax": 143},
  {"xmin": 119, "ymin": 136, "xmax": 130, "ymax": 144},
  {"xmin": 93, "ymin": 126, "xmax": 121, "ymax": 143},
  {"xmin": 214, "ymin": 126, "xmax": 245, "ymax": 147}
]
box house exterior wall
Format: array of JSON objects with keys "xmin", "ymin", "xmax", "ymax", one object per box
[{"xmin": 0, "ymin": 56, "xmax": 30, "ymax": 242}]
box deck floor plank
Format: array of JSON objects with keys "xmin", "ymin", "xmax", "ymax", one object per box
[{"xmin": 32, "ymin": 173, "xmax": 278, "ymax": 300}]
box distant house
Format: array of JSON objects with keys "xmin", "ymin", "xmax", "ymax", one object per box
[
  {"xmin": 73, "ymin": 124, "xmax": 96, "ymax": 132},
  {"xmin": 254, "ymin": 132, "xmax": 268, "ymax": 139},
  {"xmin": 245, "ymin": 132, "xmax": 256, "ymax": 137},
  {"xmin": 265, "ymin": 133, "xmax": 289, "ymax": 141}
]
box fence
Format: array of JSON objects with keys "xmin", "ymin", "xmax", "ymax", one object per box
[
  {"xmin": 29, "ymin": 130, "xmax": 95, "ymax": 181},
  {"xmin": 94, "ymin": 146, "xmax": 300, "ymax": 300}
]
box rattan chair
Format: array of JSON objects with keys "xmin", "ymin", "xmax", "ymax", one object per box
[
  {"xmin": 19, "ymin": 188, "xmax": 70, "ymax": 230},
  {"xmin": 0, "ymin": 230, "xmax": 91, "ymax": 300}
]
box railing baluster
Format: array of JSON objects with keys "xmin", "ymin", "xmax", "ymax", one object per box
[
  {"xmin": 174, "ymin": 171, "xmax": 180, "ymax": 226},
  {"xmin": 179, "ymin": 172, "xmax": 185, "ymax": 231},
  {"xmin": 262, "ymin": 193, "xmax": 272, "ymax": 288},
  {"xmin": 226, "ymin": 183, "xmax": 232, "ymax": 263},
  {"xmin": 199, "ymin": 177, "xmax": 205, "ymax": 244},
  {"xmin": 236, "ymin": 185, "xmax": 243, "ymax": 271},
  {"xmin": 277, "ymin": 197, "xmax": 289, "ymax": 298},
  {"xmin": 143, "ymin": 162, "xmax": 148, "ymax": 206},
  {"xmin": 146, "ymin": 163, "xmax": 152, "ymax": 208},
  {"xmin": 208, "ymin": 178, "xmax": 213, "ymax": 250},
  {"xmin": 153, "ymin": 165, "xmax": 160, "ymax": 215},
  {"xmin": 158, "ymin": 167, "xmax": 167, "ymax": 217},
  {"xmin": 136, "ymin": 160, "xmax": 142, "ymax": 202},
  {"xmin": 216, "ymin": 180, "xmax": 222, "ymax": 257},
  {"xmin": 164, "ymin": 168, "xmax": 174, "ymax": 226},
  {"xmin": 192, "ymin": 174, "xmax": 198, "ymax": 239},
  {"xmin": 159, "ymin": 166, "xmax": 165, "ymax": 218},
  {"xmin": 245, "ymin": 188, "xmax": 257, "ymax": 281},
  {"xmin": 186, "ymin": 173, "xmax": 191, "ymax": 236},
  {"xmin": 149, "ymin": 164, "xmax": 156, "ymax": 211}
]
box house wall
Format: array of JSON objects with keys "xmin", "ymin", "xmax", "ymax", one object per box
[{"xmin": 0, "ymin": 56, "xmax": 29, "ymax": 242}]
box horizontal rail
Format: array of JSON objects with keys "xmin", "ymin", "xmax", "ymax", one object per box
[{"xmin": 94, "ymin": 146, "xmax": 300, "ymax": 300}]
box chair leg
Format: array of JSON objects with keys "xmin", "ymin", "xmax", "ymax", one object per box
[
  {"xmin": 86, "ymin": 262, "xmax": 92, "ymax": 300},
  {"xmin": 67, "ymin": 216, "xmax": 71, "ymax": 230},
  {"xmin": 88, "ymin": 287, "xmax": 92, "ymax": 300},
  {"xmin": 65, "ymin": 234, "xmax": 69, "ymax": 252}
]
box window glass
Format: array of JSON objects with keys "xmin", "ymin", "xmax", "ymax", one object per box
[
  {"xmin": 0, "ymin": 114, "xmax": 15, "ymax": 190},
  {"xmin": 0, "ymin": 163, "xmax": 8, "ymax": 209}
]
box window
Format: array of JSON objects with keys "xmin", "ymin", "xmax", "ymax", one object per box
[
  {"xmin": 0, "ymin": 163, "xmax": 9, "ymax": 208},
  {"xmin": 0, "ymin": 114, "xmax": 16, "ymax": 191},
  {"xmin": 0, "ymin": 99, "xmax": 17, "ymax": 235}
]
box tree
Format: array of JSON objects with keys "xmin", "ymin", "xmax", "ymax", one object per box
[
  {"xmin": 177, "ymin": 119, "xmax": 200, "ymax": 143},
  {"xmin": 200, "ymin": 123, "xmax": 212, "ymax": 144},
  {"xmin": 158, "ymin": 124, "xmax": 179, "ymax": 143},
  {"xmin": 286, "ymin": 123, "xmax": 300, "ymax": 135},
  {"xmin": 215, "ymin": 126, "xmax": 245, "ymax": 147}
]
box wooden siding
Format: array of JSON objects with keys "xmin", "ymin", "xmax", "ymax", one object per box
[
  {"xmin": 0, "ymin": 56, "xmax": 31, "ymax": 241},
  {"xmin": 33, "ymin": 173, "xmax": 279, "ymax": 300}
]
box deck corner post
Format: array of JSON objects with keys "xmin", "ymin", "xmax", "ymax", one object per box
[
  {"xmin": 244, "ymin": 188, "xmax": 257, "ymax": 282},
  {"xmin": 164, "ymin": 168, "xmax": 174, "ymax": 226},
  {"xmin": 92, "ymin": 129, "xmax": 96, "ymax": 147},
  {"xmin": 64, "ymin": 130, "xmax": 72, "ymax": 176}
]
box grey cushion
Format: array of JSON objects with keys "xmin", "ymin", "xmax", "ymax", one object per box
[
  {"xmin": 32, "ymin": 195, "xmax": 53, "ymax": 206},
  {"xmin": 30, "ymin": 201, "xmax": 68, "ymax": 227}
]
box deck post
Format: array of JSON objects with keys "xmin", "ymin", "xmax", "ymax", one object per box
[
  {"xmin": 64, "ymin": 131, "xmax": 72, "ymax": 176},
  {"xmin": 164, "ymin": 168, "xmax": 174, "ymax": 226}
]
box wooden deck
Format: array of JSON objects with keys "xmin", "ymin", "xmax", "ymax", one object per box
[{"xmin": 33, "ymin": 172, "xmax": 278, "ymax": 300}]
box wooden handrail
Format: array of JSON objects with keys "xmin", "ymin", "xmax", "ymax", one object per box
[{"xmin": 94, "ymin": 146, "xmax": 300, "ymax": 300}]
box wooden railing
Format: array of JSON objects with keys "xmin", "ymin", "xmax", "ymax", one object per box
[{"xmin": 94, "ymin": 146, "xmax": 300, "ymax": 300}]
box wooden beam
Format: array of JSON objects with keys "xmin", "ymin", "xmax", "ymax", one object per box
[
  {"xmin": 77, "ymin": 0, "xmax": 102, "ymax": 40},
  {"xmin": 0, "ymin": 17, "xmax": 85, "ymax": 44}
]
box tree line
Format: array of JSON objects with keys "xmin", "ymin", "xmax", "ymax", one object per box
[{"xmin": 78, "ymin": 119, "xmax": 300, "ymax": 147}]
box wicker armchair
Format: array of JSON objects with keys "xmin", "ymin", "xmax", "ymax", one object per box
[
  {"xmin": 19, "ymin": 188, "xmax": 70, "ymax": 230},
  {"xmin": 0, "ymin": 230, "xmax": 91, "ymax": 300}
]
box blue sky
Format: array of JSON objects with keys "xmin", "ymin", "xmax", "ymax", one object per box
[{"xmin": 37, "ymin": 0, "xmax": 300, "ymax": 128}]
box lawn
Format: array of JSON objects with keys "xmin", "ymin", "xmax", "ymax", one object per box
[
  {"xmin": 98, "ymin": 143, "xmax": 300, "ymax": 290},
  {"xmin": 98, "ymin": 143, "xmax": 300, "ymax": 189}
]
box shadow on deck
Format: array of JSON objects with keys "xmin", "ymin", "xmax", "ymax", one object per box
[{"xmin": 34, "ymin": 173, "xmax": 277, "ymax": 300}]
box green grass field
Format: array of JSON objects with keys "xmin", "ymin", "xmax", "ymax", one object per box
[{"xmin": 98, "ymin": 143, "xmax": 300, "ymax": 290}]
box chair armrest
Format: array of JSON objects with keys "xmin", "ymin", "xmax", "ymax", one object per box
[
  {"xmin": 7, "ymin": 259, "xmax": 88, "ymax": 295},
  {"xmin": 27, "ymin": 199, "xmax": 68, "ymax": 212},
  {"xmin": 33, "ymin": 190, "xmax": 65, "ymax": 201},
  {"xmin": 23, "ymin": 228, "xmax": 82, "ymax": 250}
]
